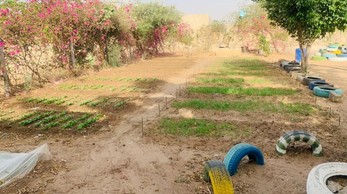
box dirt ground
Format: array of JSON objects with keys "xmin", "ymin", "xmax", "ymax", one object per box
[{"xmin": 0, "ymin": 49, "xmax": 347, "ymax": 194}]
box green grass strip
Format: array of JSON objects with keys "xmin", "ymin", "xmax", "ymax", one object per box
[
  {"xmin": 197, "ymin": 77, "xmax": 244, "ymax": 85},
  {"xmin": 160, "ymin": 118, "xmax": 237, "ymax": 136},
  {"xmin": 187, "ymin": 86, "xmax": 297, "ymax": 96},
  {"xmin": 172, "ymin": 99, "xmax": 314, "ymax": 115}
]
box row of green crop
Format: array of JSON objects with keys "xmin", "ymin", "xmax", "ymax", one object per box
[
  {"xmin": 94, "ymin": 77, "xmax": 158, "ymax": 82},
  {"xmin": 21, "ymin": 96, "xmax": 129, "ymax": 108},
  {"xmin": 16, "ymin": 111, "xmax": 102, "ymax": 131},
  {"xmin": 58, "ymin": 84, "xmax": 145, "ymax": 92}
]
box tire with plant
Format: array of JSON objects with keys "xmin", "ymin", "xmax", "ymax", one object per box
[
  {"xmin": 276, "ymin": 130, "xmax": 323, "ymax": 156},
  {"xmin": 223, "ymin": 143, "xmax": 265, "ymax": 176}
]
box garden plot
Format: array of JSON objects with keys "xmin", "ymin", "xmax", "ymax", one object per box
[
  {"xmin": 0, "ymin": 110, "xmax": 102, "ymax": 133},
  {"xmin": 143, "ymin": 58, "xmax": 346, "ymax": 194},
  {"xmin": 0, "ymin": 75, "xmax": 162, "ymax": 136}
]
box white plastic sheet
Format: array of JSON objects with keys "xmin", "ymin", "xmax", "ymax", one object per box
[{"xmin": 0, "ymin": 144, "xmax": 52, "ymax": 188}]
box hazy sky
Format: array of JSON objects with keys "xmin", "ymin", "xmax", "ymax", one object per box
[{"xmin": 135, "ymin": 0, "xmax": 254, "ymax": 20}]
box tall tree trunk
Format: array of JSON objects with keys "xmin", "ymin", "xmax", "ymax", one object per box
[
  {"xmin": 69, "ymin": 36, "xmax": 75, "ymax": 70},
  {"xmin": 300, "ymin": 44, "xmax": 311, "ymax": 73},
  {"xmin": 0, "ymin": 41, "xmax": 11, "ymax": 98}
]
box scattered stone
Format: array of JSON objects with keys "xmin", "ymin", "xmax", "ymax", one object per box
[{"xmin": 327, "ymin": 180, "xmax": 343, "ymax": 193}]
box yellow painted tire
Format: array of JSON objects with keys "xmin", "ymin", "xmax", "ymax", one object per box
[{"xmin": 204, "ymin": 160, "xmax": 234, "ymax": 194}]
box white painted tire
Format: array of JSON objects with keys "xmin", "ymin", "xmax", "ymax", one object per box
[
  {"xmin": 307, "ymin": 162, "xmax": 347, "ymax": 194},
  {"xmin": 327, "ymin": 47, "xmax": 338, "ymax": 52}
]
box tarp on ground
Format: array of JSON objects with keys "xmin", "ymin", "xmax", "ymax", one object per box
[{"xmin": 0, "ymin": 144, "xmax": 52, "ymax": 188}]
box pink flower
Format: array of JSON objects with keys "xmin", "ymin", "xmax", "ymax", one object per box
[{"xmin": 0, "ymin": 41, "xmax": 5, "ymax": 48}]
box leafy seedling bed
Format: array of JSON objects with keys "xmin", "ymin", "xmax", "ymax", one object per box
[{"xmin": 2, "ymin": 110, "xmax": 103, "ymax": 133}]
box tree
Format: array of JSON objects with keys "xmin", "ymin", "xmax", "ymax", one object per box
[
  {"xmin": 258, "ymin": 0, "xmax": 347, "ymax": 72},
  {"xmin": 231, "ymin": 4, "xmax": 289, "ymax": 54},
  {"xmin": 131, "ymin": 3, "xmax": 182, "ymax": 56},
  {"xmin": 0, "ymin": 38, "xmax": 11, "ymax": 97}
]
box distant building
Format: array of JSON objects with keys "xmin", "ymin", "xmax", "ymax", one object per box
[{"xmin": 182, "ymin": 14, "xmax": 212, "ymax": 31}]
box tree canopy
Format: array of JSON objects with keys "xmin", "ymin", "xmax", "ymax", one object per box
[{"xmin": 258, "ymin": 0, "xmax": 347, "ymax": 71}]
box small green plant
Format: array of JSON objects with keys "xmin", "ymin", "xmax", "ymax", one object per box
[
  {"xmin": 17, "ymin": 111, "xmax": 39, "ymax": 121},
  {"xmin": 187, "ymin": 86, "xmax": 297, "ymax": 96},
  {"xmin": 114, "ymin": 101, "xmax": 126, "ymax": 108},
  {"xmin": 44, "ymin": 115, "xmax": 73, "ymax": 130},
  {"xmin": 62, "ymin": 114, "xmax": 91, "ymax": 129},
  {"xmin": 80, "ymin": 100, "xmax": 93, "ymax": 106},
  {"xmin": 34, "ymin": 111, "xmax": 67, "ymax": 127},
  {"xmin": 77, "ymin": 114, "xmax": 102, "ymax": 130},
  {"xmin": 20, "ymin": 111, "xmax": 55, "ymax": 126},
  {"xmin": 89, "ymin": 98, "xmax": 108, "ymax": 107}
]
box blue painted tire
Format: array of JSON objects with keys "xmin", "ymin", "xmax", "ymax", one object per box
[
  {"xmin": 322, "ymin": 53, "xmax": 337, "ymax": 59},
  {"xmin": 337, "ymin": 54, "xmax": 347, "ymax": 58},
  {"xmin": 223, "ymin": 143, "xmax": 265, "ymax": 176},
  {"xmin": 309, "ymin": 81, "xmax": 333, "ymax": 90},
  {"xmin": 313, "ymin": 86, "xmax": 344, "ymax": 98}
]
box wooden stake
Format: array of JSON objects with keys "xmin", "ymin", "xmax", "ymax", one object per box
[
  {"xmin": 329, "ymin": 107, "xmax": 332, "ymax": 117},
  {"xmin": 165, "ymin": 96, "xmax": 168, "ymax": 109},
  {"xmin": 339, "ymin": 115, "xmax": 341, "ymax": 126},
  {"xmin": 141, "ymin": 118, "xmax": 144, "ymax": 136},
  {"xmin": 158, "ymin": 103, "xmax": 161, "ymax": 117}
]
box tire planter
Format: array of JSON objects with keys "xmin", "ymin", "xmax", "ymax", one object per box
[
  {"xmin": 311, "ymin": 56, "xmax": 327, "ymax": 61},
  {"xmin": 329, "ymin": 44, "xmax": 339, "ymax": 48},
  {"xmin": 303, "ymin": 76, "xmax": 324, "ymax": 86},
  {"xmin": 276, "ymin": 130, "xmax": 323, "ymax": 156},
  {"xmin": 296, "ymin": 74, "xmax": 305, "ymax": 83},
  {"xmin": 327, "ymin": 47, "xmax": 338, "ymax": 52},
  {"xmin": 203, "ymin": 160, "xmax": 226, "ymax": 182},
  {"xmin": 223, "ymin": 143, "xmax": 265, "ymax": 176},
  {"xmin": 285, "ymin": 66, "xmax": 301, "ymax": 73},
  {"xmin": 337, "ymin": 54, "xmax": 347, "ymax": 57},
  {"xmin": 280, "ymin": 61, "xmax": 289, "ymax": 67},
  {"xmin": 322, "ymin": 53, "xmax": 337, "ymax": 59},
  {"xmin": 203, "ymin": 160, "xmax": 234, "ymax": 194},
  {"xmin": 333, "ymin": 50, "xmax": 342, "ymax": 55},
  {"xmin": 319, "ymin": 49, "xmax": 327, "ymax": 54},
  {"xmin": 329, "ymin": 57, "xmax": 347, "ymax": 62},
  {"xmin": 309, "ymin": 81, "xmax": 334, "ymax": 90},
  {"xmin": 329, "ymin": 91, "xmax": 343, "ymax": 103},
  {"xmin": 282, "ymin": 61, "xmax": 299, "ymax": 69},
  {"xmin": 307, "ymin": 162, "xmax": 347, "ymax": 194},
  {"xmin": 313, "ymin": 86, "xmax": 343, "ymax": 98}
]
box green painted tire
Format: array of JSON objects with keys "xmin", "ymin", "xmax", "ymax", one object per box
[{"xmin": 276, "ymin": 130, "xmax": 323, "ymax": 156}]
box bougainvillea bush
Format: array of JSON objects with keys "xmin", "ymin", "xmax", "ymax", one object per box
[
  {"xmin": 0, "ymin": 0, "xmax": 190, "ymax": 95},
  {"xmin": 232, "ymin": 4, "xmax": 289, "ymax": 54}
]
